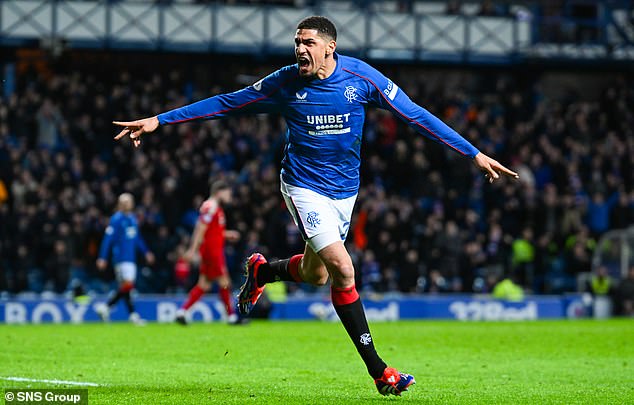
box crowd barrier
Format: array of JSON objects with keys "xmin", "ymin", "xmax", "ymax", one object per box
[{"xmin": 0, "ymin": 294, "xmax": 590, "ymax": 324}]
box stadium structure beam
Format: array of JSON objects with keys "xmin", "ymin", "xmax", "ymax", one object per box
[{"xmin": 0, "ymin": 1, "xmax": 632, "ymax": 64}]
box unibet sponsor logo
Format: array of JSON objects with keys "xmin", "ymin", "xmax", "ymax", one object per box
[
  {"xmin": 306, "ymin": 114, "xmax": 352, "ymax": 135},
  {"xmin": 306, "ymin": 114, "xmax": 351, "ymax": 125}
]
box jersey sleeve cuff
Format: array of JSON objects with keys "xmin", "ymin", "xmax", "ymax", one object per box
[{"xmin": 157, "ymin": 113, "xmax": 169, "ymax": 126}]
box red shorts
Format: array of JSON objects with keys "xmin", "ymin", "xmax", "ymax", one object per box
[{"xmin": 199, "ymin": 255, "xmax": 227, "ymax": 279}]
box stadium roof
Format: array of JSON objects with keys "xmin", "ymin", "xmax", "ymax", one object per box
[{"xmin": 1, "ymin": 1, "xmax": 633, "ymax": 65}]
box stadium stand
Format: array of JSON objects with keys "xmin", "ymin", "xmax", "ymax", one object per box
[
  {"xmin": 0, "ymin": 0, "xmax": 632, "ymax": 313},
  {"xmin": 0, "ymin": 48, "xmax": 632, "ymax": 298}
]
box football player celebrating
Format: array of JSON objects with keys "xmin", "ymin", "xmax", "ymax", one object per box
[{"xmin": 113, "ymin": 16, "xmax": 518, "ymax": 396}]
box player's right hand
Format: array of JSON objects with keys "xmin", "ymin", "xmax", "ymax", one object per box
[
  {"xmin": 96, "ymin": 258, "xmax": 107, "ymax": 271},
  {"xmin": 182, "ymin": 249, "xmax": 196, "ymax": 263},
  {"xmin": 473, "ymin": 152, "xmax": 519, "ymax": 183},
  {"xmin": 113, "ymin": 116, "xmax": 160, "ymax": 148}
]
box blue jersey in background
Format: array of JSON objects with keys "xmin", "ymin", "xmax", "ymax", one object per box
[
  {"xmin": 158, "ymin": 53, "xmax": 480, "ymax": 199},
  {"xmin": 98, "ymin": 211, "xmax": 149, "ymax": 264}
]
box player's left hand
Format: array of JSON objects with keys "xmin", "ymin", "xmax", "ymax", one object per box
[
  {"xmin": 473, "ymin": 152, "xmax": 519, "ymax": 183},
  {"xmin": 224, "ymin": 230, "xmax": 241, "ymax": 242},
  {"xmin": 145, "ymin": 252, "xmax": 155, "ymax": 265}
]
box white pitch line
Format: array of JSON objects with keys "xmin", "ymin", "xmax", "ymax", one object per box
[{"xmin": 0, "ymin": 376, "xmax": 101, "ymax": 387}]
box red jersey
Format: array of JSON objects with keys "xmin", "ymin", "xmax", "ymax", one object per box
[{"xmin": 198, "ymin": 198, "xmax": 225, "ymax": 259}]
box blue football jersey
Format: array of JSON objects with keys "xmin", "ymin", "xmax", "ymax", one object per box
[
  {"xmin": 158, "ymin": 53, "xmax": 479, "ymax": 199},
  {"xmin": 98, "ymin": 211, "xmax": 149, "ymax": 264}
]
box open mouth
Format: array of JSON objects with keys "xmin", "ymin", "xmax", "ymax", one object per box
[{"xmin": 297, "ymin": 56, "xmax": 310, "ymax": 68}]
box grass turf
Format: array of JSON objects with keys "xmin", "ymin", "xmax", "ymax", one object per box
[{"xmin": 1, "ymin": 319, "xmax": 632, "ymax": 404}]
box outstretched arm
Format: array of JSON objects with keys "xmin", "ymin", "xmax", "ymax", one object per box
[
  {"xmin": 359, "ymin": 66, "xmax": 518, "ymax": 182},
  {"xmin": 113, "ymin": 68, "xmax": 291, "ymax": 147}
]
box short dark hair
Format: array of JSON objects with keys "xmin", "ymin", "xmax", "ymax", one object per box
[
  {"xmin": 210, "ymin": 179, "xmax": 230, "ymax": 194},
  {"xmin": 297, "ymin": 16, "xmax": 337, "ymax": 41}
]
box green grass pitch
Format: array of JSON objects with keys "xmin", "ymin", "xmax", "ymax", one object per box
[{"xmin": 1, "ymin": 319, "xmax": 632, "ymax": 404}]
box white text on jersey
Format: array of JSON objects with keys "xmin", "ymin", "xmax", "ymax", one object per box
[{"xmin": 306, "ymin": 114, "xmax": 351, "ymax": 125}]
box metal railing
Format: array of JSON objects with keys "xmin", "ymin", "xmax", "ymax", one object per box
[
  {"xmin": 592, "ymin": 225, "xmax": 634, "ymax": 280},
  {"xmin": 1, "ymin": 1, "xmax": 632, "ymax": 64}
]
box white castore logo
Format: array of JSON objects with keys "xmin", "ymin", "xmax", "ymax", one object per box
[
  {"xmin": 360, "ymin": 333, "xmax": 372, "ymax": 345},
  {"xmin": 296, "ymin": 91, "xmax": 307, "ymax": 100},
  {"xmin": 253, "ymin": 79, "xmax": 263, "ymax": 91},
  {"xmin": 344, "ymin": 86, "xmax": 358, "ymax": 103}
]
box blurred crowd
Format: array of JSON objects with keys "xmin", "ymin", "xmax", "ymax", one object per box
[{"xmin": 0, "ymin": 51, "xmax": 632, "ymax": 302}]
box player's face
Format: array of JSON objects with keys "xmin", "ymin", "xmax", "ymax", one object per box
[
  {"xmin": 118, "ymin": 195, "xmax": 134, "ymax": 212},
  {"xmin": 294, "ymin": 29, "xmax": 335, "ymax": 77},
  {"xmin": 121, "ymin": 200, "xmax": 133, "ymax": 212},
  {"xmin": 217, "ymin": 189, "xmax": 232, "ymax": 204}
]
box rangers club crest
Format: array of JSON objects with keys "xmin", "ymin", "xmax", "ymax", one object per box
[
  {"xmin": 306, "ymin": 211, "xmax": 320, "ymax": 228},
  {"xmin": 360, "ymin": 333, "xmax": 372, "ymax": 345},
  {"xmin": 344, "ymin": 86, "xmax": 358, "ymax": 103}
]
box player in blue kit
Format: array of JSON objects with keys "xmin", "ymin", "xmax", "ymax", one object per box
[
  {"xmin": 95, "ymin": 193, "xmax": 155, "ymax": 325},
  {"xmin": 113, "ymin": 16, "xmax": 518, "ymax": 395}
]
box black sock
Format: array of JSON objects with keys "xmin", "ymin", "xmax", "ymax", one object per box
[
  {"xmin": 334, "ymin": 298, "xmax": 387, "ymax": 379},
  {"xmin": 123, "ymin": 291, "xmax": 135, "ymax": 313},
  {"xmin": 256, "ymin": 259, "xmax": 292, "ymax": 285},
  {"xmin": 107, "ymin": 290, "xmax": 124, "ymax": 307}
]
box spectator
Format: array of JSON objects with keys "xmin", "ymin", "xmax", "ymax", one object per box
[
  {"xmin": 610, "ymin": 192, "xmax": 634, "ymax": 230},
  {"xmin": 492, "ymin": 276, "xmax": 524, "ymax": 302},
  {"xmin": 588, "ymin": 265, "xmax": 614, "ymax": 318},
  {"xmin": 398, "ymin": 249, "xmax": 424, "ymax": 293},
  {"xmin": 446, "ymin": 0, "xmax": 462, "ymax": 15},
  {"xmin": 0, "ymin": 53, "xmax": 632, "ymax": 295},
  {"xmin": 586, "ymin": 191, "xmax": 619, "ymax": 237},
  {"xmin": 478, "ymin": 0, "xmax": 503, "ymax": 16},
  {"xmin": 44, "ymin": 239, "xmax": 72, "ymax": 293},
  {"xmin": 36, "ymin": 98, "xmax": 63, "ymax": 149},
  {"xmin": 511, "ymin": 228, "xmax": 535, "ymax": 287},
  {"xmin": 615, "ymin": 266, "xmax": 634, "ymax": 317}
]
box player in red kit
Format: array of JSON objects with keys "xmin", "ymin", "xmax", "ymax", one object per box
[{"xmin": 175, "ymin": 180, "xmax": 243, "ymax": 325}]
